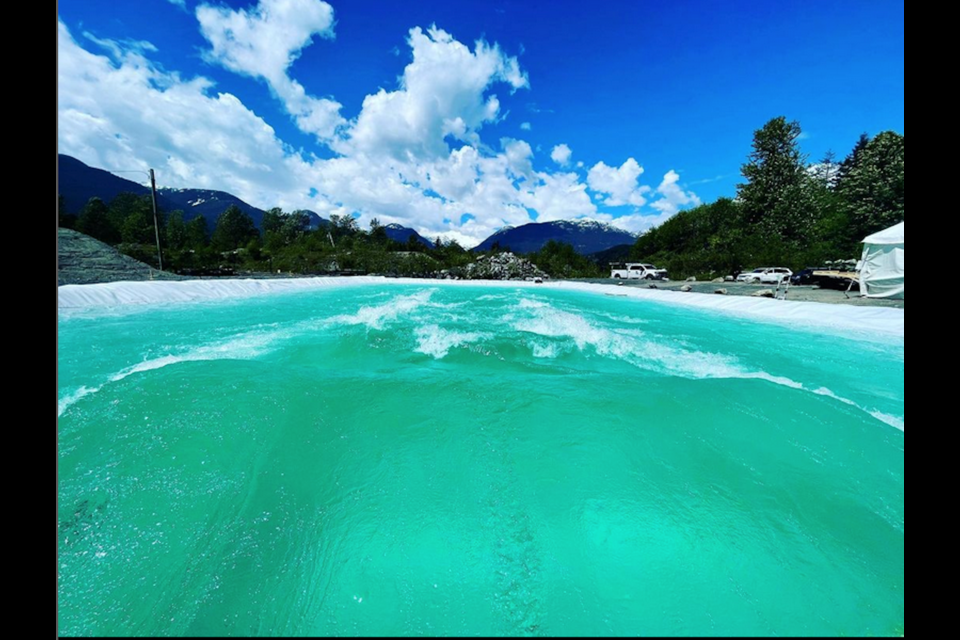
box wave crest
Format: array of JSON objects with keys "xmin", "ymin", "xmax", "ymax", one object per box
[{"xmin": 415, "ymin": 325, "xmax": 490, "ymax": 359}]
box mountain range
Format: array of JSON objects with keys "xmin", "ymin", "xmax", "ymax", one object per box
[
  {"xmin": 57, "ymin": 155, "xmax": 325, "ymax": 231},
  {"xmin": 473, "ymin": 220, "xmax": 637, "ymax": 255},
  {"xmin": 59, "ymin": 155, "xmax": 637, "ymax": 254}
]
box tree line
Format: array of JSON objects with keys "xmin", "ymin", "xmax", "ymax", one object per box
[
  {"xmin": 629, "ymin": 118, "xmax": 904, "ymax": 279},
  {"xmin": 58, "ymin": 196, "xmax": 485, "ymax": 277}
]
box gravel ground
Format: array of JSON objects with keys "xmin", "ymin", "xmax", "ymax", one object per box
[{"xmin": 571, "ymin": 278, "xmax": 905, "ymax": 309}]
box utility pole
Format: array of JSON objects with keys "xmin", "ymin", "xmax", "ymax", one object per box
[{"xmin": 149, "ymin": 169, "xmax": 164, "ymax": 272}]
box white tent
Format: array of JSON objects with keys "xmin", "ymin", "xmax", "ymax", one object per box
[{"xmin": 860, "ymin": 222, "xmax": 904, "ymax": 299}]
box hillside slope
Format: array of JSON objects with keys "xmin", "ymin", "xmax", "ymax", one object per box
[
  {"xmin": 59, "ymin": 155, "xmax": 325, "ymax": 230},
  {"xmin": 58, "ymin": 229, "xmax": 182, "ymax": 286}
]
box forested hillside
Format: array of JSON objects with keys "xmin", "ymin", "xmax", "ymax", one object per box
[{"xmin": 630, "ymin": 118, "xmax": 904, "ymax": 279}]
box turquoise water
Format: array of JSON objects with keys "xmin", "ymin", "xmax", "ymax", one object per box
[{"xmin": 58, "ymin": 285, "xmax": 904, "ymax": 636}]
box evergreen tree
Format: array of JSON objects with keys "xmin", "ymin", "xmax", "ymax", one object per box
[
  {"xmin": 166, "ymin": 211, "xmax": 188, "ymax": 250},
  {"xmin": 58, "ymin": 195, "xmax": 77, "ymax": 229},
  {"xmin": 212, "ymin": 206, "xmax": 259, "ymax": 251},
  {"xmin": 812, "ymin": 150, "xmax": 839, "ymax": 189},
  {"xmin": 108, "ymin": 193, "xmax": 152, "ymax": 234},
  {"xmin": 738, "ymin": 116, "xmax": 817, "ymax": 241},
  {"xmin": 528, "ymin": 241, "xmax": 600, "ymax": 278},
  {"xmin": 837, "ymin": 133, "xmax": 871, "ymax": 186},
  {"xmin": 369, "ymin": 218, "xmax": 388, "ymax": 244},
  {"xmin": 120, "ymin": 206, "xmax": 157, "ymax": 245},
  {"xmin": 261, "ymin": 208, "xmax": 284, "ymax": 235},
  {"xmin": 329, "ymin": 214, "xmax": 360, "ymax": 239},
  {"xmin": 263, "ymin": 209, "xmax": 310, "ymax": 252},
  {"xmin": 77, "ymin": 197, "xmax": 117, "ymax": 243},
  {"xmin": 185, "ymin": 216, "xmax": 210, "ymax": 249},
  {"xmin": 285, "ymin": 211, "xmax": 311, "ymax": 242},
  {"xmin": 837, "ymin": 131, "xmax": 904, "ymax": 241}
]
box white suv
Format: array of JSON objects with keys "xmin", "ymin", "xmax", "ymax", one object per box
[
  {"xmin": 611, "ymin": 263, "xmax": 669, "ymax": 280},
  {"xmin": 737, "ymin": 268, "xmax": 793, "ymax": 284}
]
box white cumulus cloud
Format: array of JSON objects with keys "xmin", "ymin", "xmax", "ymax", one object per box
[
  {"xmin": 196, "ymin": 0, "xmax": 344, "ymax": 141},
  {"xmin": 59, "ymin": 16, "xmax": 697, "ymax": 248},
  {"xmin": 335, "ymin": 25, "xmax": 528, "ymax": 160},
  {"xmin": 650, "ymin": 170, "xmax": 701, "ymax": 216},
  {"xmin": 587, "ymin": 158, "xmax": 649, "ymax": 207},
  {"xmin": 57, "ymin": 20, "xmax": 312, "ymax": 211},
  {"xmin": 520, "ymin": 122, "xmax": 532, "ymax": 131},
  {"xmin": 521, "ymin": 171, "xmax": 596, "ymax": 222},
  {"xmin": 550, "ymin": 143, "xmax": 572, "ymax": 167}
]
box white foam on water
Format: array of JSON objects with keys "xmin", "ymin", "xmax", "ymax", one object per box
[
  {"xmin": 414, "ymin": 325, "xmax": 490, "ymax": 359},
  {"xmin": 511, "ymin": 298, "xmax": 740, "ymax": 379},
  {"xmin": 331, "ymin": 290, "xmax": 435, "ymax": 330},
  {"xmin": 511, "ymin": 297, "xmax": 904, "ymax": 431},
  {"xmin": 870, "ymin": 411, "xmax": 905, "ymax": 432},
  {"xmin": 706, "ymin": 370, "xmax": 904, "ymax": 431},
  {"xmin": 517, "ymin": 298, "xmax": 550, "ymax": 310},
  {"xmin": 594, "ymin": 311, "xmax": 649, "ymax": 326},
  {"xmin": 59, "ymin": 280, "xmax": 903, "ymax": 429},
  {"xmin": 110, "ymin": 331, "xmax": 279, "ymax": 382},
  {"xmin": 58, "ymin": 386, "xmax": 102, "ymax": 418},
  {"xmin": 530, "ymin": 341, "xmax": 562, "ymax": 359},
  {"xmin": 58, "ymin": 328, "xmax": 293, "ymax": 418}
]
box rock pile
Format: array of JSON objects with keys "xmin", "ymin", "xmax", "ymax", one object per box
[{"xmin": 454, "ymin": 252, "xmax": 549, "ymax": 281}]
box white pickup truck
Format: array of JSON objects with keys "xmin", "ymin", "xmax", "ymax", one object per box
[{"xmin": 611, "ymin": 263, "xmax": 669, "ymax": 280}]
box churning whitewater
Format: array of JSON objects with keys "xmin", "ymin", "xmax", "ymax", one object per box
[
  {"xmin": 58, "ymin": 284, "xmax": 904, "ymax": 636},
  {"xmin": 59, "ymin": 288, "xmax": 903, "ymax": 430}
]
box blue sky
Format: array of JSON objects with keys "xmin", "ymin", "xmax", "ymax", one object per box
[{"xmin": 57, "ymin": 0, "xmax": 904, "ymax": 245}]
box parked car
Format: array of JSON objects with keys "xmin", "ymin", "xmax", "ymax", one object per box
[
  {"xmin": 737, "ymin": 268, "xmax": 793, "ymax": 284},
  {"xmin": 791, "ymin": 268, "xmax": 817, "ymax": 285},
  {"xmin": 737, "ymin": 268, "xmax": 765, "ymax": 283},
  {"xmin": 611, "ymin": 263, "xmax": 669, "ymax": 280}
]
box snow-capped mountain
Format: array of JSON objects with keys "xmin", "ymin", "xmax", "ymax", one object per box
[
  {"xmin": 383, "ymin": 224, "xmax": 435, "ymax": 248},
  {"xmin": 158, "ymin": 188, "xmax": 269, "ymax": 229},
  {"xmin": 473, "ymin": 220, "xmax": 637, "ymax": 255},
  {"xmin": 58, "ymin": 155, "xmax": 326, "ymax": 230}
]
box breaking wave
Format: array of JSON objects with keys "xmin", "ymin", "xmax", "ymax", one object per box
[
  {"xmin": 59, "ymin": 290, "xmax": 902, "ymax": 432},
  {"xmin": 510, "ymin": 297, "xmax": 904, "ymax": 431},
  {"xmin": 58, "ymin": 327, "xmax": 294, "ymax": 418},
  {"xmin": 414, "ymin": 325, "xmax": 491, "ymax": 359},
  {"xmin": 330, "ymin": 290, "xmax": 436, "ymax": 330}
]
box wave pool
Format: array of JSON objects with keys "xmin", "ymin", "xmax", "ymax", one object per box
[{"xmin": 57, "ymin": 283, "xmax": 904, "ymax": 636}]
